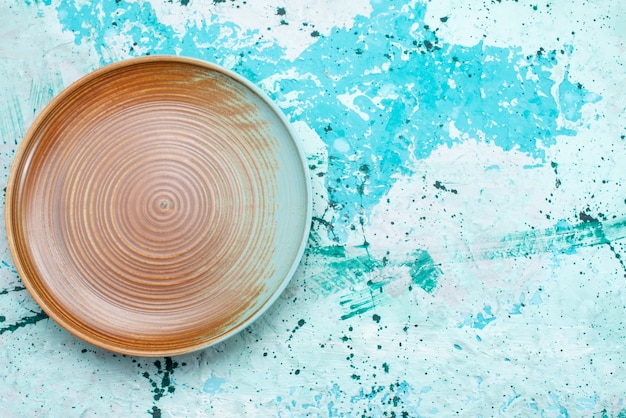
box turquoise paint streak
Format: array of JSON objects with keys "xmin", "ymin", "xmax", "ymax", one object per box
[
  {"xmin": 336, "ymin": 248, "xmax": 442, "ymax": 320},
  {"xmin": 203, "ymin": 375, "xmax": 226, "ymax": 395},
  {"xmin": 559, "ymin": 68, "xmax": 602, "ymax": 121},
  {"xmin": 305, "ymin": 229, "xmax": 441, "ymax": 303},
  {"xmin": 54, "ymin": 0, "xmax": 600, "ymax": 241},
  {"xmin": 25, "ymin": 0, "xmax": 51, "ymax": 5},
  {"xmin": 575, "ymin": 395, "xmax": 597, "ymax": 412},
  {"xmin": 458, "ymin": 305, "xmax": 496, "ymax": 329},
  {"xmin": 480, "ymin": 217, "xmax": 626, "ymax": 260},
  {"xmin": 347, "ymin": 380, "xmax": 419, "ymax": 417},
  {"xmin": 509, "ymin": 293, "xmax": 525, "ymax": 315}
]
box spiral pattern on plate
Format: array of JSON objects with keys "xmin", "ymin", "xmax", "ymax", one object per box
[{"xmin": 6, "ymin": 57, "xmax": 311, "ymax": 356}]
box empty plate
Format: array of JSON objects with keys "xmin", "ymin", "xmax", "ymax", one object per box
[{"xmin": 5, "ymin": 56, "xmax": 311, "ymax": 356}]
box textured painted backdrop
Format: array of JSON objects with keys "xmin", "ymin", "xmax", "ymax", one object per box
[{"xmin": 1, "ymin": 0, "xmax": 625, "ymax": 416}]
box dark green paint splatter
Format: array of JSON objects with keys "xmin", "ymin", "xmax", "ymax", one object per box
[
  {"xmin": 350, "ymin": 380, "xmax": 412, "ymax": 416},
  {"xmin": 0, "ymin": 310, "xmax": 48, "ymax": 334},
  {"xmin": 149, "ymin": 406, "xmax": 162, "ymax": 418},
  {"xmin": 0, "ymin": 285, "xmax": 26, "ymax": 295},
  {"xmin": 288, "ymin": 318, "xmax": 307, "ymax": 341},
  {"xmin": 141, "ymin": 357, "xmax": 180, "ymax": 402},
  {"xmin": 433, "ymin": 180, "xmax": 458, "ymax": 194}
]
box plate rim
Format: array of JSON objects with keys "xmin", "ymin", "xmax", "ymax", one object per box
[{"xmin": 4, "ymin": 55, "xmax": 312, "ymax": 357}]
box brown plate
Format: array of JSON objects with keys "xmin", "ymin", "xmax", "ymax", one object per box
[{"xmin": 5, "ymin": 56, "xmax": 311, "ymax": 356}]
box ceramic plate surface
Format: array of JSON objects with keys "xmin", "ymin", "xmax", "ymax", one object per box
[{"xmin": 5, "ymin": 56, "xmax": 311, "ymax": 356}]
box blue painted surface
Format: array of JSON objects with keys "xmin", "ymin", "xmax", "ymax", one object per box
[
  {"xmin": 1, "ymin": 0, "xmax": 625, "ymax": 416},
  {"xmin": 55, "ymin": 0, "xmax": 601, "ymax": 240}
]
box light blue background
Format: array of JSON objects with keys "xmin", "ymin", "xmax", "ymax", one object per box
[{"xmin": 0, "ymin": 0, "xmax": 625, "ymax": 416}]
